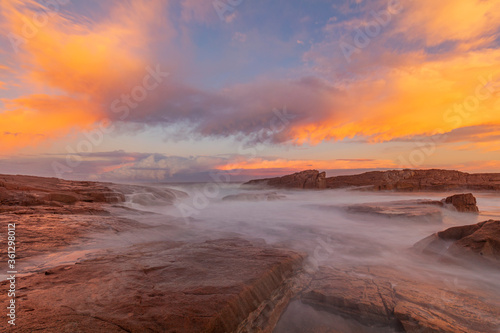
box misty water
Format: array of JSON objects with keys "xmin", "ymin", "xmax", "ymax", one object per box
[
  {"xmin": 15, "ymin": 183, "xmax": 500, "ymax": 332},
  {"xmin": 124, "ymin": 183, "xmax": 500, "ymax": 332}
]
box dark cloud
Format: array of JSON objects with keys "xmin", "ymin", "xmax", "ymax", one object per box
[{"xmin": 102, "ymin": 76, "xmax": 342, "ymax": 145}]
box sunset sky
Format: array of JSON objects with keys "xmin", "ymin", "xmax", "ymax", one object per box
[{"xmin": 0, "ymin": 0, "xmax": 499, "ymax": 181}]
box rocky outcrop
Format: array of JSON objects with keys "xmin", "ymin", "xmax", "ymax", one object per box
[
  {"xmin": 443, "ymin": 193, "xmax": 479, "ymax": 213},
  {"xmin": 0, "ymin": 238, "xmax": 304, "ymax": 333},
  {"xmin": 414, "ymin": 220, "xmax": 500, "ymax": 263},
  {"xmin": 0, "ymin": 175, "xmax": 138, "ymax": 261},
  {"xmin": 341, "ymin": 193, "xmax": 478, "ymax": 223},
  {"xmin": 327, "ymin": 169, "xmax": 500, "ymax": 191},
  {"xmin": 0, "ymin": 213, "xmax": 144, "ymax": 262},
  {"xmin": 345, "ymin": 200, "xmax": 444, "ymax": 222},
  {"xmin": 245, "ymin": 170, "xmax": 327, "ymax": 189},
  {"xmin": 0, "ymin": 174, "xmax": 126, "ymax": 205},
  {"xmin": 301, "ymin": 266, "xmax": 500, "ymax": 333},
  {"xmin": 246, "ymin": 169, "xmax": 500, "ymax": 191}
]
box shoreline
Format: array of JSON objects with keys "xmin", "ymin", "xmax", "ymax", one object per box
[{"xmin": 1, "ymin": 174, "xmax": 499, "ymax": 332}]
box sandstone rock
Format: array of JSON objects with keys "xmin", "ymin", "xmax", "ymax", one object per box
[
  {"xmin": 326, "ymin": 169, "xmax": 500, "ymax": 191},
  {"xmin": 0, "ymin": 213, "xmax": 143, "ymax": 262},
  {"xmin": 245, "ymin": 170, "xmax": 327, "ymax": 189},
  {"xmin": 0, "ymin": 174, "xmax": 192, "ymax": 265},
  {"xmin": 0, "ymin": 174, "xmax": 126, "ymax": 205},
  {"xmin": 414, "ymin": 220, "xmax": 500, "ymax": 263},
  {"xmin": 246, "ymin": 169, "xmax": 500, "ymax": 191},
  {"xmin": 44, "ymin": 192, "xmax": 79, "ymax": 204},
  {"xmin": 342, "ymin": 194, "xmax": 479, "ymax": 224},
  {"xmin": 301, "ymin": 266, "xmax": 500, "ymax": 333},
  {"xmin": 345, "ymin": 200, "xmax": 443, "ymax": 223},
  {"xmin": 442, "ymin": 193, "xmax": 479, "ymax": 213},
  {"xmin": 0, "ymin": 238, "xmax": 304, "ymax": 333}
]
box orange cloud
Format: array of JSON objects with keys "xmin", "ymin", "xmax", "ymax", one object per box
[
  {"xmin": 296, "ymin": 0, "xmax": 500, "ymax": 147},
  {"xmin": 290, "ymin": 49, "xmax": 500, "ymax": 145},
  {"xmin": 218, "ymin": 158, "xmax": 397, "ymax": 171},
  {"xmin": 0, "ymin": 0, "xmax": 165, "ymax": 152},
  {"xmin": 396, "ymin": 0, "xmax": 500, "ymax": 48}
]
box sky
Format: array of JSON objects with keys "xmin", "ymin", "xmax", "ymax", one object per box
[{"xmin": 0, "ymin": 0, "xmax": 499, "ymax": 182}]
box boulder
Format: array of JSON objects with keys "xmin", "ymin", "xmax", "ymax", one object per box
[
  {"xmin": 442, "ymin": 193, "xmax": 479, "ymax": 213},
  {"xmin": 414, "ymin": 220, "xmax": 500, "ymax": 263}
]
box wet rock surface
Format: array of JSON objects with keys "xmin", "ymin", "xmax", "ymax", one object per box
[
  {"xmin": 414, "ymin": 220, "xmax": 500, "ymax": 263},
  {"xmin": 0, "ymin": 174, "xmax": 126, "ymax": 205},
  {"xmin": 0, "ymin": 175, "xmax": 140, "ymax": 262},
  {"xmin": 0, "ymin": 213, "xmax": 143, "ymax": 262},
  {"xmin": 343, "ymin": 193, "xmax": 480, "ymax": 223},
  {"xmin": 0, "ymin": 238, "xmax": 304, "ymax": 333},
  {"xmin": 345, "ymin": 200, "xmax": 444, "ymax": 223},
  {"xmin": 301, "ymin": 265, "xmax": 500, "ymax": 333}
]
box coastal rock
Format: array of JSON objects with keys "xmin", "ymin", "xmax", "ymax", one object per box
[
  {"xmin": 0, "ymin": 174, "xmax": 126, "ymax": 205},
  {"xmin": 0, "ymin": 239, "xmax": 304, "ymax": 333},
  {"xmin": 342, "ymin": 193, "xmax": 478, "ymax": 223},
  {"xmin": 44, "ymin": 192, "xmax": 79, "ymax": 204},
  {"xmin": 245, "ymin": 170, "xmax": 326, "ymax": 189},
  {"xmin": 345, "ymin": 200, "xmax": 443, "ymax": 223},
  {"xmin": 301, "ymin": 266, "xmax": 500, "ymax": 333},
  {"xmin": 327, "ymin": 169, "xmax": 500, "ymax": 191},
  {"xmin": 442, "ymin": 193, "xmax": 479, "ymax": 213},
  {"xmin": 0, "ymin": 213, "xmax": 144, "ymax": 261},
  {"xmin": 414, "ymin": 220, "xmax": 500, "ymax": 263},
  {"xmin": 0, "ymin": 175, "xmax": 150, "ymax": 262},
  {"xmin": 246, "ymin": 169, "xmax": 500, "ymax": 191}
]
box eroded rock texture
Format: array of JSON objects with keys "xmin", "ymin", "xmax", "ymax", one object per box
[
  {"xmin": 0, "ymin": 239, "xmax": 304, "ymax": 333},
  {"xmin": 414, "ymin": 220, "xmax": 500, "ymax": 263},
  {"xmin": 301, "ymin": 266, "xmax": 500, "ymax": 333},
  {"xmin": 246, "ymin": 169, "xmax": 500, "ymax": 191}
]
